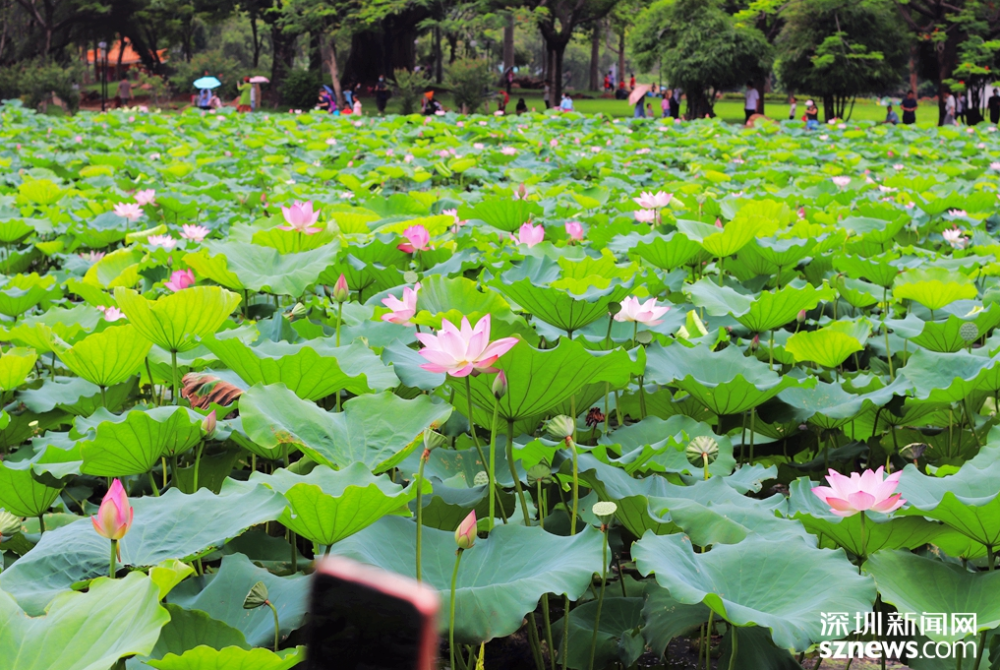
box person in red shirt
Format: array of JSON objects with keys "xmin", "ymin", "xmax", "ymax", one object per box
[
  {"xmin": 629, "ymin": 73, "xmax": 635, "ymax": 90},
  {"xmin": 498, "ymin": 89, "xmax": 509, "ymax": 113}
]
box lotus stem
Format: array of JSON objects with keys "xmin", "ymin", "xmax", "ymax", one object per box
[
  {"xmin": 193, "ymin": 441, "xmax": 204, "ymax": 491},
  {"xmin": 541, "ymin": 595, "xmax": 556, "ymax": 670},
  {"xmin": 335, "ymin": 300, "xmax": 343, "ymax": 348},
  {"xmin": 603, "ymin": 382, "xmax": 610, "ymax": 434},
  {"xmin": 859, "ymin": 511, "xmax": 867, "ymax": 574},
  {"xmin": 488, "ymin": 400, "xmax": 501, "ymax": 530},
  {"xmin": 449, "ymin": 549, "xmax": 465, "ymax": 670},
  {"xmin": 99, "ymin": 384, "xmax": 107, "ymax": 408},
  {"xmin": 974, "ymin": 629, "xmax": 988, "ymax": 670},
  {"xmin": 170, "ymin": 349, "xmax": 180, "ymax": 405},
  {"xmin": 289, "ymin": 531, "xmax": 297, "ymax": 574},
  {"xmin": 727, "ymin": 625, "xmax": 738, "ymax": 670},
  {"xmin": 704, "ymin": 610, "xmax": 714, "ymax": 670},
  {"xmin": 465, "ymin": 376, "xmax": 490, "ymax": 481},
  {"xmin": 38, "ymin": 514, "xmax": 45, "ymax": 534},
  {"xmin": 568, "ymin": 437, "xmax": 579, "ymax": 535},
  {"xmin": 416, "ymin": 449, "xmax": 429, "ymax": 582},
  {"xmin": 561, "ymin": 594, "xmax": 571, "ymax": 670},
  {"xmin": 587, "ymin": 525, "xmax": 609, "ymax": 670},
  {"xmin": 266, "ymin": 600, "xmax": 280, "ymax": 652},
  {"xmin": 109, "ymin": 539, "xmax": 117, "ymax": 578},
  {"xmin": 507, "ymin": 419, "xmax": 531, "ymax": 526},
  {"xmin": 748, "ymin": 408, "xmax": 756, "ymax": 463},
  {"xmin": 144, "ymin": 356, "xmax": 156, "ymax": 404},
  {"xmin": 964, "ymin": 397, "xmax": 981, "ymax": 448}
]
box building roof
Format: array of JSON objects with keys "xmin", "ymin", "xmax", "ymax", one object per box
[{"xmin": 86, "ymin": 41, "xmax": 168, "ymax": 66}]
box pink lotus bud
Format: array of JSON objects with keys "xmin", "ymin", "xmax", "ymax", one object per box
[
  {"xmin": 333, "ymin": 274, "xmax": 350, "ymax": 303},
  {"xmin": 715, "ymin": 219, "xmax": 723, "ymax": 229},
  {"xmin": 750, "ymin": 334, "xmax": 760, "ymax": 351},
  {"xmin": 91, "ymin": 479, "xmax": 134, "ymax": 541},
  {"xmin": 492, "ymin": 371, "xmax": 507, "ymax": 399},
  {"xmin": 202, "ymin": 410, "xmax": 217, "ymax": 436},
  {"xmin": 564, "ymin": 221, "xmax": 584, "ymax": 242},
  {"xmin": 455, "ymin": 510, "xmax": 477, "ymax": 549},
  {"xmin": 797, "ymin": 310, "xmax": 807, "ymax": 323}
]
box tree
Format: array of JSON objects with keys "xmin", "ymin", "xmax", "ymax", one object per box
[
  {"xmin": 947, "ymin": 36, "xmax": 1000, "ymax": 124},
  {"xmin": 633, "ymin": 0, "xmax": 772, "ymax": 118},
  {"xmin": 775, "ymin": 0, "xmax": 909, "ymax": 121}
]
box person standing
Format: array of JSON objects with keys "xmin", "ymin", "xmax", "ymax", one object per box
[
  {"xmin": 670, "ymin": 88, "xmax": 681, "ymax": 118},
  {"xmin": 505, "ymin": 68, "xmax": 514, "ymax": 94},
  {"xmin": 634, "ymin": 96, "xmax": 645, "ymax": 118},
  {"xmin": 497, "ymin": 89, "xmax": 509, "ymax": 113},
  {"xmin": 543, "ymin": 82, "xmax": 551, "ymax": 109},
  {"xmin": 901, "ymin": 91, "xmax": 917, "ymax": 125},
  {"xmin": 989, "ymin": 88, "xmax": 1000, "ymax": 125},
  {"xmin": 629, "ymin": 73, "xmax": 635, "ymax": 90},
  {"xmin": 117, "ymin": 76, "xmax": 132, "ymax": 108},
  {"xmin": 744, "ymin": 82, "xmax": 759, "ymax": 123},
  {"xmin": 956, "ymin": 93, "xmax": 966, "ymax": 124},
  {"xmin": 788, "ymin": 95, "xmax": 797, "ymax": 121},
  {"xmin": 943, "ymin": 90, "xmax": 957, "ymax": 126},
  {"xmin": 661, "ymin": 95, "xmax": 670, "ymax": 118},
  {"xmin": 375, "ymin": 75, "xmax": 389, "ymax": 114},
  {"xmin": 237, "ymin": 77, "xmax": 252, "ymax": 113}
]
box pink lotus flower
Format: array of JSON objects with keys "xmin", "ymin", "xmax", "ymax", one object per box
[
  {"xmin": 549, "ymin": 138, "xmax": 558, "ymax": 147},
  {"xmin": 634, "ymin": 210, "xmax": 656, "ymax": 224},
  {"xmin": 97, "ymin": 305, "xmax": 126, "ymax": 322},
  {"xmin": 147, "ymin": 234, "xmax": 176, "ymax": 249},
  {"xmin": 134, "ymin": 189, "xmax": 156, "ymax": 206},
  {"xmin": 991, "ymin": 161, "xmax": 1000, "ymax": 171},
  {"xmin": 416, "ymin": 314, "xmax": 518, "ymax": 378},
  {"xmin": 948, "ymin": 209, "xmax": 968, "ymax": 218},
  {"xmin": 80, "ymin": 251, "xmax": 105, "ymax": 262},
  {"xmin": 398, "ymin": 225, "xmax": 430, "ymax": 253},
  {"xmin": 614, "ymin": 296, "xmax": 670, "ymax": 326},
  {"xmin": 501, "ymin": 147, "xmax": 517, "ymax": 156},
  {"xmin": 165, "ymin": 269, "xmax": 195, "ymax": 292},
  {"xmin": 633, "ymin": 191, "xmax": 672, "ymax": 209},
  {"xmin": 382, "ymin": 282, "xmax": 421, "ymax": 325},
  {"xmin": 180, "ymin": 224, "xmax": 209, "ymax": 242},
  {"xmin": 511, "ymin": 222, "xmax": 545, "ymax": 247},
  {"xmin": 831, "ymin": 176, "xmax": 851, "ymax": 188},
  {"xmin": 812, "ymin": 467, "xmax": 905, "ymax": 518},
  {"xmin": 91, "ymin": 478, "xmax": 134, "ymax": 540},
  {"xmin": 943, "ymin": 227, "xmax": 968, "ymax": 249},
  {"xmin": 280, "ymin": 201, "xmax": 321, "ymax": 234},
  {"xmin": 113, "ymin": 202, "xmax": 143, "ymax": 222},
  {"xmin": 455, "ymin": 510, "xmax": 477, "ymax": 549},
  {"xmin": 565, "ymin": 221, "xmax": 584, "ymax": 241},
  {"xmin": 202, "ymin": 410, "xmax": 217, "ymax": 436}
]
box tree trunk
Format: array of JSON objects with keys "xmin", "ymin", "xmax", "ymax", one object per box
[
  {"xmin": 503, "ymin": 14, "xmax": 514, "ymax": 71},
  {"xmin": 754, "ymin": 76, "xmax": 766, "ymax": 115},
  {"xmin": 434, "ymin": 26, "xmax": 442, "ymax": 84},
  {"xmin": 250, "ymin": 14, "xmax": 260, "ymax": 68},
  {"xmin": 617, "ymin": 29, "xmax": 625, "ymax": 87},
  {"xmin": 908, "ymin": 44, "xmax": 917, "ymax": 95},
  {"xmin": 823, "ymin": 94, "xmax": 835, "ymax": 122},
  {"xmin": 589, "ymin": 22, "xmax": 600, "ymax": 91},
  {"xmin": 321, "ymin": 32, "xmax": 344, "ymax": 107},
  {"xmin": 115, "ymin": 35, "xmax": 125, "ymax": 81},
  {"xmin": 937, "ymin": 34, "xmax": 958, "ymax": 125},
  {"xmin": 687, "ymin": 88, "xmax": 712, "ymax": 119},
  {"xmin": 309, "ymin": 32, "xmax": 322, "ymax": 72},
  {"xmin": 270, "ymin": 24, "xmax": 296, "ymax": 103},
  {"xmin": 552, "ymin": 44, "xmax": 566, "ymax": 104}
]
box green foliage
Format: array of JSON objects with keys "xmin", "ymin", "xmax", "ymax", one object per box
[
  {"xmin": 446, "ymin": 58, "xmax": 494, "ymax": 114},
  {"xmin": 279, "ymin": 69, "xmax": 323, "ymax": 111},
  {"xmin": 392, "ymin": 68, "xmax": 428, "ymax": 115},
  {"xmin": 0, "ymin": 58, "xmax": 84, "ymax": 113},
  {"xmin": 168, "ymin": 50, "xmax": 244, "ymax": 98}
]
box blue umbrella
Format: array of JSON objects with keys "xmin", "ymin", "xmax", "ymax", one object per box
[{"xmin": 193, "ymin": 76, "xmax": 222, "ymax": 90}]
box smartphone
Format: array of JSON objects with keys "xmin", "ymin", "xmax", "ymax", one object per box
[{"xmin": 306, "ymin": 556, "xmax": 440, "ymax": 670}]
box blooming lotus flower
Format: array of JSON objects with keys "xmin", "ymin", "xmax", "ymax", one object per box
[
  {"xmin": 147, "ymin": 234, "xmax": 177, "ymax": 249},
  {"xmin": 279, "ymin": 201, "xmax": 321, "ymax": 234},
  {"xmin": 512, "ymin": 222, "xmax": 545, "ymax": 247},
  {"xmin": 565, "ymin": 221, "xmax": 584, "ymax": 242},
  {"xmin": 831, "ymin": 176, "xmax": 851, "ymax": 188},
  {"xmin": 113, "ymin": 202, "xmax": 143, "ymax": 222},
  {"xmin": 633, "ymin": 209, "xmax": 656, "ymax": 224},
  {"xmin": 382, "ymin": 282, "xmax": 420, "ymax": 325},
  {"xmin": 455, "ymin": 510, "xmax": 477, "ymax": 549},
  {"xmin": 633, "ymin": 191, "xmax": 672, "ymax": 209},
  {"xmin": 549, "ymin": 138, "xmax": 558, "ymax": 147},
  {"xmin": 943, "ymin": 227, "xmax": 968, "ymax": 249},
  {"xmin": 893, "ymin": 164, "xmax": 904, "ymax": 170},
  {"xmin": 91, "ymin": 479, "xmax": 134, "ymax": 541},
  {"xmin": 501, "ymin": 147, "xmax": 517, "ymax": 156},
  {"xmin": 134, "ymin": 189, "xmax": 156, "ymax": 206},
  {"xmin": 101, "ymin": 306, "xmax": 126, "ymax": 322},
  {"xmin": 165, "ymin": 269, "xmax": 195, "ymax": 292},
  {"xmin": 80, "ymin": 251, "xmax": 105, "ymax": 262},
  {"xmin": 811, "ymin": 467, "xmax": 905, "ymax": 518},
  {"xmin": 398, "ymin": 225, "xmax": 430, "ymax": 253},
  {"xmin": 416, "ymin": 314, "xmax": 518, "ymax": 377},
  {"xmin": 991, "ymin": 161, "xmax": 1000, "ymax": 171},
  {"xmin": 614, "ymin": 296, "xmax": 670, "ymax": 326},
  {"xmin": 948, "ymin": 209, "xmax": 968, "ymax": 218},
  {"xmin": 180, "ymin": 224, "xmax": 209, "ymax": 242}
]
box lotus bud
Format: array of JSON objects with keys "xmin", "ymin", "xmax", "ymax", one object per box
[
  {"xmin": 544, "ymin": 415, "xmax": 575, "ymax": 441},
  {"xmin": 750, "ymin": 334, "xmax": 760, "ymax": 351},
  {"xmin": 243, "ymin": 581, "xmax": 269, "ymax": 609},
  {"xmin": 455, "ymin": 510, "xmax": 477, "ymax": 550},
  {"xmin": 517, "ymin": 183, "xmax": 527, "ymax": 200},
  {"xmin": 0, "ymin": 508, "xmax": 21, "ymax": 537},
  {"xmin": 202, "ymin": 410, "xmax": 217, "ymax": 437},
  {"xmin": 592, "ymin": 501, "xmax": 618, "ymax": 522},
  {"xmin": 608, "ymin": 302, "xmax": 622, "ymax": 317},
  {"xmin": 288, "ymin": 302, "xmax": 309, "ymax": 320},
  {"xmin": 797, "ymin": 310, "xmax": 807, "ymax": 323},
  {"xmin": 492, "ymin": 371, "xmax": 508, "ymax": 400},
  {"xmin": 473, "ymin": 471, "xmax": 490, "ymax": 486},
  {"xmin": 526, "ymin": 463, "xmax": 552, "ymax": 485},
  {"xmin": 899, "ymin": 442, "xmax": 928, "ymax": 461},
  {"xmin": 686, "ymin": 436, "xmax": 719, "ymax": 467},
  {"xmin": 422, "ymin": 428, "xmax": 447, "ymax": 453},
  {"xmin": 959, "ymin": 322, "xmax": 979, "ymax": 343},
  {"xmin": 91, "ymin": 478, "xmax": 134, "ymax": 541},
  {"xmin": 332, "ymin": 274, "xmax": 350, "ymax": 303}
]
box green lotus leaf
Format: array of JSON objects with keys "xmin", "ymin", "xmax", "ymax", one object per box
[
  {"xmin": 17, "ymin": 178, "xmax": 65, "ymax": 206},
  {"xmin": 167, "ymin": 553, "xmax": 310, "ymax": 648},
  {"xmin": 141, "ymin": 604, "xmax": 250, "ymax": 665},
  {"xmin": 900, "ymin": 349, "xmax": 1000, "ymax": 403},
  {"xmin": 239, "ymin": 384, "xmax": 452, "ymax": 472},
  {"xmin": 0, "ymin": 572, "xmax": 169, "ymax": 670},
  {"xmin": 687, "ymin": 280, "xmax": 835, "ymax": 333},
  {"xmin": 410, "ymin": 274, "xmax": 511, "ymax": 327},
  {"xmin": 147, "ymin": 646, "xmax": 304, "ymax": 670},
  {"xmin": 411, "ymin": 475, "xmax": 516, "ymax": 530},
  {"xmin": 451, "ymin": 338, "xmax": 639, "ymax": 429},
  {"xmin": 0, "ymin": 347, "xmax": 38, "ymax": 391},
  {"xmin": 597, "ymin": 414, "xmax": 737, "ymax": 477},
  {"xmin": 633, "ymin": 532, "xmax": 876, "ymax": 651},
  {"xmin": 250, "ymin": 462, "xmax": 423, "ymax": 546},
  {"xmin": 77, "ymin": 406, "xmax": 204, "ymax": 476},
  {"xmin": 457, "ymin": 197, "xmax": 543, "ymax": 232},
  {"xmin": 834, "ymin": 274, "xmax": 881, "ymax": 309},
  {"xmin": 0, "ymin": 479, "xmax": 285, "ymax": 614},
  {"xmin": 641, "ymin": 584, "xmax": 712, "ymax": 657},
  {"xmin": 489, "ymin": 255, "xmax": 633, "ymax": 332},
  {"xmin": 785, "ymin": 478, "xmax": 944, "ymax": 555},
  {"xmin": 0, "ymin": 458, "xmax": 63, "ymax": 517},
  {"xmin": 623, "ymin": 231, "xmax": 704, "ymax": 270},
  {"xmin": 0, "ymin": 272, "xmax": 58, "ymax": 317},
  {"xmin": 83, "ymin": 247, "xmax": 144, "ymax": 287},
  {"xmin": 202, "ymin": 335, "xmax": 397, "ymax": 401},
  {"xmin": 148, "ymin": 560, "xmax": 196, "ymax": 601},
  {"xmin": 778, "ymin": 378, "xmax": 904, "ymax": 430},
  {"xmin": 553, "ymin": 597, "xmax": 645, "ymax": 670},
  {"xmin": 645, "ymin": 343, "xmax": 809, "ymax": 415},
  {"xmin": 894, "ymin": 267, "xmax": 978, "ymax": 311},
  {"xmin": 576, "ymin": 453, "xmax": 682, "ymax": 537},
  {"xmin": 55, "ymin": 324, "xmax": 152, "ymax": 388},
  {"xmin": 3, "ymin": 304, "xmax": 102, "ymax": 352},
  {"xmin": 114, "ymin": 286, "xmax": 241, "ymax": 352},
  {"xmin": 743, "ymin": 236, "xmax": 816, "ymax": 272},
  {"xmin": 865, "ymin": 550, "xmax": 1000, "ymax": 643},
  {"xmin": 895, "ymin": 445, "xmax": 1000, "ymax": 548},
  {"xmin": 785, "ymin": 320, "xmax": 871, "ymax": 368},
  {"xmin": 840, "ymin": 214, "xmax": 908, "ymax": 245},
  {"xmin": 833, "ymin": 252, "xmax": 900, "ymax": 288},
  {"xmin": 895, "ymin": 303, "xmax": 1000, "ymax": 353},
  {"xmin": 19, "ymin": 376, "xmax": 135, "ymax": 415},
  {"xmin": 677, "ymin": 217, "xmax": 758, "ymax": 258},
  {"xmin": 331, "ymin": 516, "xmax": 606, "ymax": 644},
  {"xmin": 185, "ymin": 241, "xmax": 338, "ymax": 297},
  {"xmin": 0, "ymin": 217, "xmax": 36, "ymax": 244}
]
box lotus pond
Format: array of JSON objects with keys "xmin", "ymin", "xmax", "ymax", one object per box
[{"xmin": 3, "ymin": 101, "xmax": 1000, "ymax": 670}]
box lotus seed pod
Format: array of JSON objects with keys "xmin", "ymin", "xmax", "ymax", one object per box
[
  {"xmin": 422, "ymin": 428, "xmax": 447, "ymax": 452},
  {"xmin": 545, "ymin": 415, "xmax": 576, "ymax": 440},
  {"xmin": 0, "ymin": 508, "xmax": 21, "ymax": 536},
  {"xmin": 288, "ymin": 302, "xmax": 309, "ymax": 319},
  {"xmin": 959, "ymin": 322, "xmax": 979, "ymax": 342},
  {"xmin": 899, "ymin": 442, "xmax": 928, "ymax": 461},
  {"xmin": 473, "ymin": 471, "xmax": 490, "ymax": 486},
  {"xmin": 243, "ymin": 581, "xmax": 269, "ymax": 609},
  {"xmin": 592, "ymin": 501, "xmax": 618, "ymax": 521},
  {"xmin": 686, "ymin": 435, "xmax": 719, "ymax": 466}
]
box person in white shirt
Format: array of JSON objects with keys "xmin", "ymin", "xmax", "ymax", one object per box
[
  {"xmin": 788, "ymin": 95, "xmax": 797, "ymax": 120},
  {"xmin": 744, "ymin": 82, "xmax": 759, "ymax": 122},
  {"xmin": 944, "ymin": 91, "xmax": 957, "ymax": 125}
]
